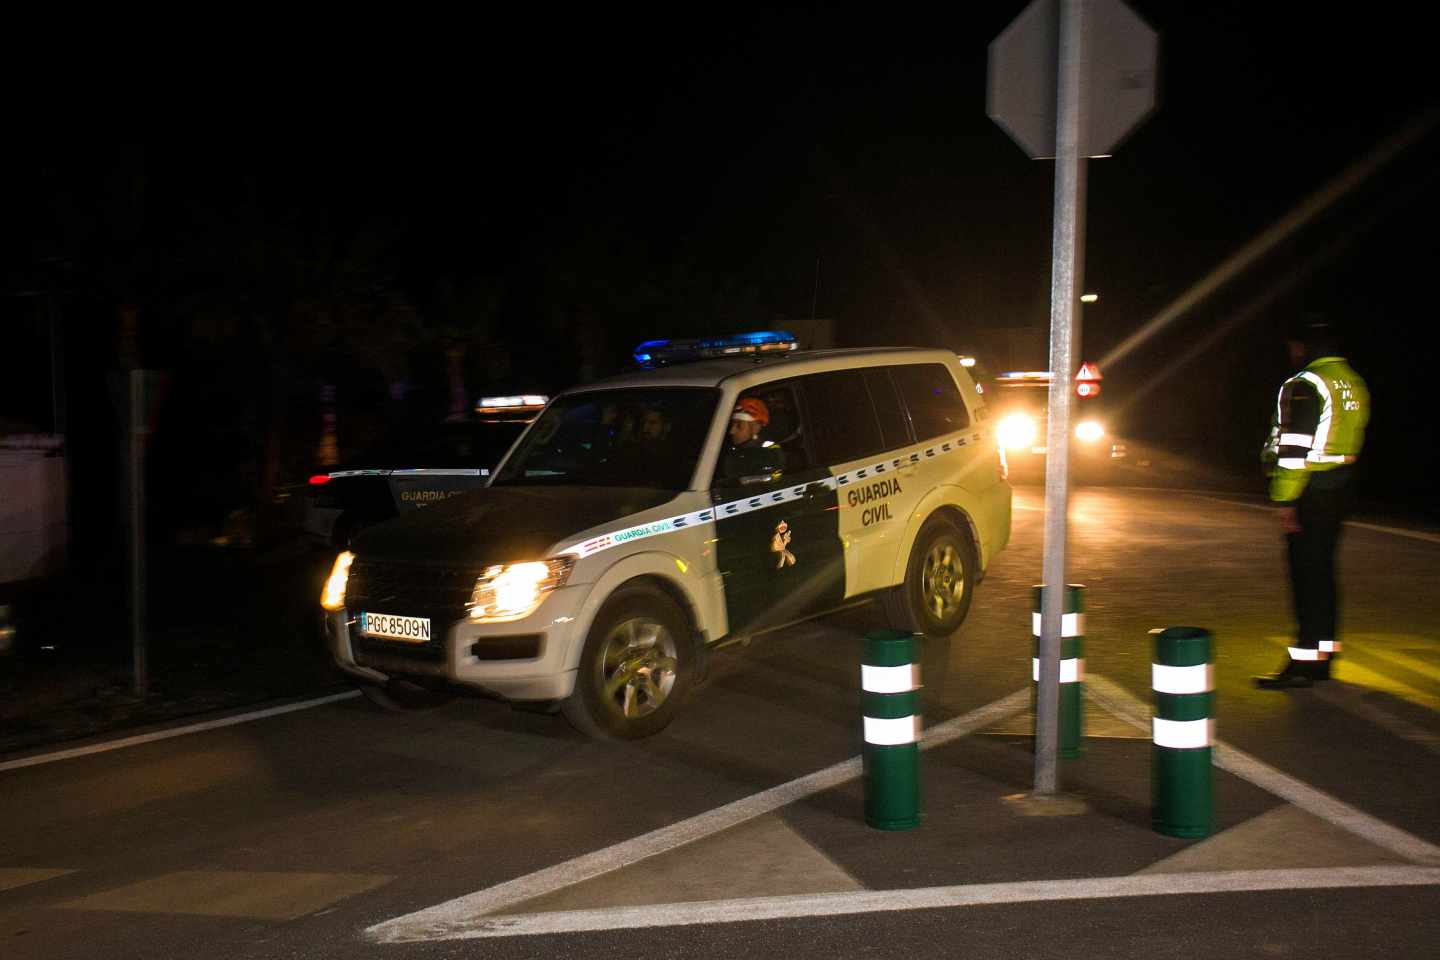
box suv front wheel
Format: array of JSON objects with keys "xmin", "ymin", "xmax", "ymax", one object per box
[
  {"xmin": 885, "ymin": 515, "xmax": 976, "ymax": 638},
  {"xmin": 562, "ymin": 585, "xmax": 693, "ymax": 739}
]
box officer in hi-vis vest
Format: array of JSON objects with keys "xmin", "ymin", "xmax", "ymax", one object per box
[{"xmin": 1256, "ymin": 315, "xmax": 1370, "ymax": 689}]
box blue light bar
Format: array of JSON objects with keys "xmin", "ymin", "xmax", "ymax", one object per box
[{"xmin": 633, "ymin": 330, "xmax": 798, "ymax": 366}]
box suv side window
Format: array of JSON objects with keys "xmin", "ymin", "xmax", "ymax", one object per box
[
  {"xmin": 712, "ymin": 380, "xmax": 813, "ymax": 488},
  {"xmin": 892, "ymin": 363, "xmax": 970, "ymax": 441},
  {"xmin": 800, "ymin": 370, "xmax": 886, "ymax": 465},
  {"xmin": 752, "ymin": 382, "xmax": 809, "ymax": 472}
]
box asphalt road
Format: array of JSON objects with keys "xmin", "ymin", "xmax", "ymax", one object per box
[{"xmin": 2, "ymin": 484, "xmax": 1438, "ymax": 959}]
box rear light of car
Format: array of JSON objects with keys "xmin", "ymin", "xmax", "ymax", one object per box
[{"xmin": 309, "ymin": 474, "xmax": 332, "ymax": 486}]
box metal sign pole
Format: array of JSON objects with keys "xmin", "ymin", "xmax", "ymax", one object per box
[{"xmin": 1035, "ymin": 0, "xmax": 1088, "ymax": 795}]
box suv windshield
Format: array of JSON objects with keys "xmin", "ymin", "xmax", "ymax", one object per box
[{"xmin": 492, "ymin": 388, "xmax": 719, "ymax": 490}]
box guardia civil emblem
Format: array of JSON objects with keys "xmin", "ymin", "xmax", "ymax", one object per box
[{"xmin": 771, "ymin": 520, "xmax": 796, "ymax": 568}]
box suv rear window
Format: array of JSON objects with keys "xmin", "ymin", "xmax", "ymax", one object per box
[{"xmin": 892, "ymin": 364, "xmax": 970, "ymax": 441}]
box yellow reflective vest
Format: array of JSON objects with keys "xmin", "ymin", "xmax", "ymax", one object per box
[{"xmin": 1263, "ymin": 356, "xmax": 1369, "ymax": 503}]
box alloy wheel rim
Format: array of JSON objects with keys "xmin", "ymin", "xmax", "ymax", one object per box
[
  {"xmin": 599, "ymin": 616, "xmax": 678, "ymax": 719},
  {"xmin": 921, "ymin": 540, "xmax": 966, "ymax": 621}
]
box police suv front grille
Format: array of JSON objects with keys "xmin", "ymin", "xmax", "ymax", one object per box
[{"xmin": 345, "ymin": 558, "xmax": 478, "ymax": 663}]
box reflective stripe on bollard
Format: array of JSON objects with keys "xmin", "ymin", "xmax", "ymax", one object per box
[
  {"xmin": 1152, "ymin": 626, "xmax": 1215, "ymax": 839},
  {"xmin": 1033, "ymin": 584, "xmax": 1085, "ymax": 759},
  {"xmin": 862, "ymin": 629, "xmax": 922, "ymax": 831}
]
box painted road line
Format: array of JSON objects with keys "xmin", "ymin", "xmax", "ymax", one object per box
[
  {"xmin": 0, "ymin": 691, "xmax": 362, "ymax": 773},
  {"xmin": 365, "ymin": 688, "xmax": 1032, "ymax": 944},
  {"xmin": 1346, "ymin": 522, "xmax": 1440, "ymax": 545},
  {"xmin": 1188, "ymin": 494, "xmax": 1440, "ymax": 544},
  {"xmin": 1085, "ymin": 675, "xmax": 1440, "ymax": 866},
  {"xmin": 381, "ymin": 866, "xmax": 1440, "ymax": 941}
]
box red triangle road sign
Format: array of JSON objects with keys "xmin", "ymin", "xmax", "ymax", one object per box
[{"xmin": 1076, "ymin": 362, "xmax": 1103, "ymax": 381}]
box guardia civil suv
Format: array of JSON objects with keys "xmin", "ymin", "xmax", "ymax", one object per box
[{"xmin": 320, "ymin": 332, "xmax": 1012, "ymax": 738}]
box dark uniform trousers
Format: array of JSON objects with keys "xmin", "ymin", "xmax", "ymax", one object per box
[{"xmin": 1286, "ymin": 465, "xmax": 1354, "ymax": 652}]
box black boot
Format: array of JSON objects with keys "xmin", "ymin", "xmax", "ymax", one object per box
[{"xmin": 1254, "ymin": 658, "xmax": 1316, "ymax": 689}]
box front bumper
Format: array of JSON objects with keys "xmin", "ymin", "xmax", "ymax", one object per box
[{"xmin": 323, "ymin": 581, "xmax": 595, "ymax": 702}]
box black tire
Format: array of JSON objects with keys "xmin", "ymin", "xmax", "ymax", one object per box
[
  {"xmin": 359, "ymin": 680, "xmax": 454, "ymax": 712},
  {"xmin": 561, "ymin": 585, "xmax": 693, "ymax": 739},
  {"xmin": 884, "ymin": 516, "xmax": 977, "ymax": 638}
]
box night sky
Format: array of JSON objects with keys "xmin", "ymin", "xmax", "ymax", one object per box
[{"xmin": 3, "ymin": 2, "xmax": 1438, "ymax": 522}]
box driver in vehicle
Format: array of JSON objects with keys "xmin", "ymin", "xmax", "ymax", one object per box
[{"xmin": 723, "ymin": 397, "xmax": 784, "ymax": 480}]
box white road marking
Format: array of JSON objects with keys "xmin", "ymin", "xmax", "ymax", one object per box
[
  {"xmin": 370, "ymin": 676, "xmax": 1440, "ymax": 943},
  {"xmin": 412, "ymin": 866, "xmax": 1440, "ymax": 940},
  {"xmin": 1084, "ymin": 676, "xmax": 1440, "ymax": 866},
  {"xmin": 0, "ymin": 691, "xmax": 362, "ymax": 773},
  {"xmin": 1346, "ymin": 522, "xmax": 1440, "ymax": 544},
  {"xmin": 365, "ymin": 689, "xmax": 1032, "ymax": 944},
  {"xmin": 1188, "ymin": 494, "xmax": 1440, "ymax": 544}
]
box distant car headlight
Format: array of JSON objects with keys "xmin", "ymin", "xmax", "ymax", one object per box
[
  {"xmin": 468, "ymin": 558, "xmax": 575, "ymax": 622},
  {"xmin": 1075, "ymin": 420, "xmax": 1105, "ymax": 443},
  {"xmin": 997, "ymin": 414, "xmax": 1038, "ymax": 450},
  {"xmin": 321, "ymin": 551, "xmax": 355, "ymax": 611}
]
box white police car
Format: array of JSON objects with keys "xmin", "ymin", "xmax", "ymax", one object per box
[
  {"xmin": 303, "ymin": 396, "xmax": 547, "ymax": 549},
  {"xmin": 320, "ymin": 332, "xmax": 1011, "ymax": 738}
]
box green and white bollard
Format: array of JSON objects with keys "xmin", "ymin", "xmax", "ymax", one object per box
[
  {"xmin": 862, "ymin": 629, "xmax": 922, "ymax": 830},
  {"xmin": 1151, "ymin": 626, "xmax": 1215, "ymax": 839},
  {"xmin": 1033, "ymin": 584, "xmax": 1085, "ymax": 759}
]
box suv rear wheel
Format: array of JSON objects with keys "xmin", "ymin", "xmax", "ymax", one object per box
[
  {"xmin": 885, "ymin": 516, "xmax": 976, "ymax": 638},
  {"xmin": 562, "ymin": 585, "xmax": 693, "ymax": 739}
]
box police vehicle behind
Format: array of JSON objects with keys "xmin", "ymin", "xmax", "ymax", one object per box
[
  {"xmin": 303, "ymin": 395, "xmax": 547, "ymax": 549},
  {"xmin": 320, "ymin": 332, "xmax": 1012, "ymax": 737}
]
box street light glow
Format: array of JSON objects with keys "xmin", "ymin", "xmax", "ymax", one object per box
[{"xmin": 1080, "ymin": 293, "xmax": 1099, "ymax": 303}]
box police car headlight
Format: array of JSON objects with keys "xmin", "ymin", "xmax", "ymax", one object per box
[
  {"xmin": 1075, "ymin": 420, "xmax": 1105, "ymax": 443},
  {"xmin": 468, "ymin": 558, "xmax": 575, "ymax": 622},
  {"xmin": 997, "ymin": 414, "xmax": 1038, "ymax": 450},
  {"xmin": 321, "ymin": 551, "xmax": 355, "ymax": 612}
]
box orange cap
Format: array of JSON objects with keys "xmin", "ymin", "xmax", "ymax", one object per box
[{"xmin": 731, "ymin": 397, "xmax": 770, "ymax": 426}]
